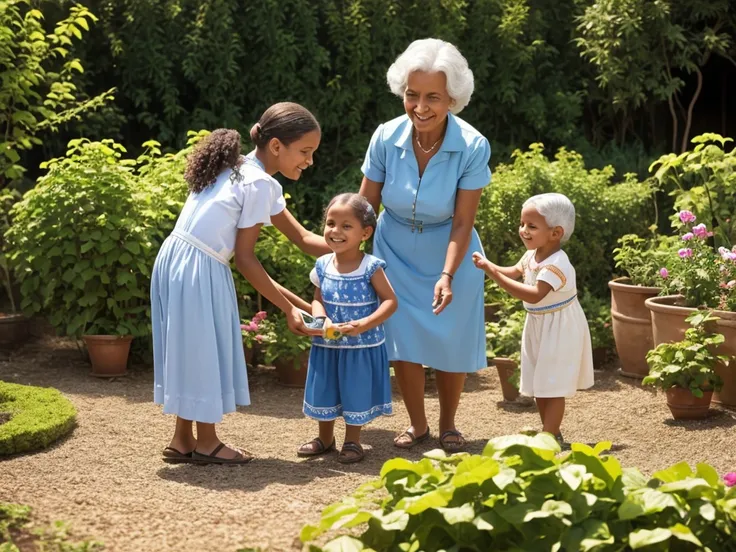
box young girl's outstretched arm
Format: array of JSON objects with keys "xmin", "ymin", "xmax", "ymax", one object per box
[
  {"xmin": 472, "ymin": 252, "xmax": 551, "ymax": 304},
  {"xmin": 336, "ymin": 268, "xmax": 398, "ymax": 336},
  {"xmin": 271, "ymin": 208, "xmax": 331, "ymax": 256}
]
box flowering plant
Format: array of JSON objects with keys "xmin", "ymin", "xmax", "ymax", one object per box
[
  {"xmin": 725, "ymin": 472, "xmax": 736, "ymax": 487},
  {"xmin": 612, "ymin": 231, "xmax": 679, "ymax": 287},
  {"xmin": 240, "ymin": 311, "xmax": 271, "ymax": 349},
  {"xmin": 657, "ymin": 210, "xmax": 736, "ymax": 311}
]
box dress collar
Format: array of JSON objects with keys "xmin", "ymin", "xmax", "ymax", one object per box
[{"xmin": 393, "ymin": 112, "xmax": 465, "ymax": 152}]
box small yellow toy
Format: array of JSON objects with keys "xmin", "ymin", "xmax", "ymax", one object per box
[{"xmin": 323, "ymin": 326, "xmax": 342, "ymax": 340}]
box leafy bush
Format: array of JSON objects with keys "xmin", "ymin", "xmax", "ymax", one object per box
[
  {"xmin": 6, "ymin": 139, "xmax": 151, "ymax": 337},
  {"xmin": 0, "ymin": 381, "xmax": 76, "ymax": 456},
  {"xmin": 612, "ymin": 232, "xmax": 679, "ymax": 287},
  {"xmin": 643, "ymin": 311, "xmax": 727, "ymax": 397},
  {"xmin": 578, "ymin": 291, "xmax": 613, "ymax": 350},
  {"xmin": 476, "ymin": 144, "xmax": 654, "ymax": 298},
  {"xmin": 302, "ymin": 433, "xmax": 736, "ymax": 551},
  {"xmin": 260, "ymin": 313, "xmax": 311, "ymax": 368},
  {"xmin": 485, "ymin": 308, "xmax": 524, "ymax": 362}
]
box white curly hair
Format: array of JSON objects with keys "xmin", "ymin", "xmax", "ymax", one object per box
[
  {"xmin": 523, "ymin": 193, "xmax": 576, "ymax": 243},
  {"xmin": 386, "ymin": 38, "xmax": 474, "ymax": 114}
]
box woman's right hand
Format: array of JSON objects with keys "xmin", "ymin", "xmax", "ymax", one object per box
[{"xmin": 286, "ymin": 307, "xmax": 309, "ymax": 336}]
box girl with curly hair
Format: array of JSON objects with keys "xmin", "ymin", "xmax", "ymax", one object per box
[{"xmin": 151, "ymin": 102, "xmax": 329, "ymax": 465}]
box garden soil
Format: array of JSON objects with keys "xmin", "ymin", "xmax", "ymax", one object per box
[{"xmin": 1, "ymin": 337, "xmax": 734, "ymax": 551}]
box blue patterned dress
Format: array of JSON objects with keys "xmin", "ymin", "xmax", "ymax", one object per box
[{"xmin": 303, "ymin": 254, "xmax": 393, "ymax": 426}]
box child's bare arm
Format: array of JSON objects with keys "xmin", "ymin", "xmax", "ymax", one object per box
[
  {"xmin": 336, "ymin": 268, "xmax": 398, "ymax": 336},
  {"xmin": 486, "ymin": 265, "xmax": 552, "ymax": 304},
  {"xmin": 311, "ymin": 287, "xmax": 327, "ymax": 318},
  {"xmin": 472, "ymin": 252, "xmax": 522, "ymax": 280}
]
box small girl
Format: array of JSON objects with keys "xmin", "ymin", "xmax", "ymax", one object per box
[
  {"xmin": 472, "ymin": 193, "xmax": 593, "ymax": 446},
  {"xmin": 297, "ymin": 193, "xmax": 398, "ymax": 464},
  {"xmin": 152, "ymin": 102, "xmax": 331, "ymax": 465}
]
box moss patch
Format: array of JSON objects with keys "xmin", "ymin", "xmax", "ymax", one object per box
[{"xmin": 0, "ymin": 381, "xmax": 76, "ymax": 456}]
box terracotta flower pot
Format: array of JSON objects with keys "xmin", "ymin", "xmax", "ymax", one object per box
[
  {"xmin": 83, "ymin": 335, "xmax": 133, "ymax": 377},
  {"xmin": 608, "ymin": 278, "xmax": 661, "ymax": 378},
  {"xmin": 592, "ymin": 347, "xmax": 609, "ymax": 370},
  {"xmin": 665, "ymin": 387, "xmax": 713, "ymax": 420},
  {"xmin": 646, "ymin": 295, "xmax": 736, "ymax": 409},
  {"xmin": 243, "ymin": 343, "xmax": 260, "ymax": 367},
  {"xmin": 274, "ymin": 350, "xmax": 309, "ymax": 388},
  {"xmin": 492, "ymin": 357, "xmax": 520, "ymax": 402},
  {"xmin": 0, "ymin": 314, "xmax": 29, "ymax": 349}
]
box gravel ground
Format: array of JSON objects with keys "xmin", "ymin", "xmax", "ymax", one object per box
[{"xmin": 1, "ymin": 337, "xmax": 734, "ymax": 551}]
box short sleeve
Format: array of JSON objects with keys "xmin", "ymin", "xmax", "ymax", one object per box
[
  {"xmin": 361, "ymin": 125, "xmax": 387, "ymax": 183},
  {"xmin": 236, "ymin": 179, "xmax": 286, "ymax": 229},
  {"xmin": 515, "ymin": 251, "xmax": 531, "ymax": 273},
  {"xmin": 366, "ymin": 256, "xmax": 387, "ymax": 279},
  {"xmin": 309, "ymin": 267, "xmax": 320, "ymax": 288},
  {"xmin": 458, "ymin": 137, "xmax": 491, "ymax": 190},
  {"xmin": 537, "ymin": 265, "xmax": 567, "ymax": 292}
]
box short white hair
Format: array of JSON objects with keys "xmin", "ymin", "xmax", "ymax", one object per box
[
  {"xmin": 523, "ymin": 193, "xmax": 576, "ymax": 243},
  {"xmin": 386, "ymin": 38, "xmax": 474, "ymax": 114}
]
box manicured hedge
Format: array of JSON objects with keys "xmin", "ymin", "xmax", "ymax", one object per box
[{"xmin": 0, "ymin": 381, "xmax": 76, "ymax": 456}]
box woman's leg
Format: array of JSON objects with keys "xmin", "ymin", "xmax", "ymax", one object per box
[
  {"xmin": 435, "ymin": 370, "xmax": 466, "ymax": 445},
  {"xmin": 195, "ymin": 422, "xmax": 247, "ymax": 459},
  {"xmin": 169, "ymin": 416, "xmax": 196, "ymax": 452},
  {"xmin": 393, "ymin": 360, "xmax": 428, "ymax": 444},
  {"xmin": 536, "ymin": 397, "xmax": 565, "ymax": 436}
]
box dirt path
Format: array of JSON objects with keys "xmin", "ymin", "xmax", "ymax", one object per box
[{"xmin": 1, "ymin": 337, "xmax": 734, "ymax": 551}]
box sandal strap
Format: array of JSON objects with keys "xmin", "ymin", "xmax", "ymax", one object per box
[
  {"xmin": 209, "ymin": 442, "xmax": 226, "ymax": 457},
  {"xmin": 340, "ymin": 442, "xmax": 364, "ymax": 456},
  {"xmin": 440, "ymin": 429, "xmax": 463, "ymax": 440}
]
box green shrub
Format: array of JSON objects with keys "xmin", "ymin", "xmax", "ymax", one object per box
[
  {"xmin": 578, "ymin": 291, "xmax": 614, "ymax": 350},
  {"xmin": 0, "ymin": 381, "xmax": 76, "ymax": 456},
  {"xmin": 612, "ymin": 233, "xmax": 680, "ymax": 288},
  {"xmin": 476, "ymin": 144, "xmax": 654, "ymax": 298},
  {"xmin": 302, "ymin": 434, "xmax": 736, "ymax": 551}
]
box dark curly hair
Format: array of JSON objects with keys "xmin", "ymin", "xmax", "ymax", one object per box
[
  {"xmin": 325, "ymin": 193, "xmax": 377, "ymax": 230},
  {"xmin": 249, "ymin": 102, "xmax": 320, "ymax": 149},
  {"xmin": 184, "ymin": 129, "xmax": 242, "ymax": 194}
]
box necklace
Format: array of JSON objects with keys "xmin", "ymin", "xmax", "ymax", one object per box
[{"xmin": 415, "ymin": 133, "xmax": 442, "ymax": 154}]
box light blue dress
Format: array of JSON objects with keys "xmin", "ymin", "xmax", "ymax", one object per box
[
  {"xmin": 303, "ymin": 254, "xmax": 393, "ymax": 425},
  {"xmin": 361, "ymin": 113, "xmax": 491, "ymax": 373},
  {"xmin": 151, "ymin": 152, "xmax": 286, "ymax": 423}
]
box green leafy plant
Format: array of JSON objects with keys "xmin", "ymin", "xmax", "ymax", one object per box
[
  {"xmin": 578, "ymin": 291, "xmax": 614, "ymax": 350},
  {"xmin": 612, "ymin": 232, "xmax": 679, "ymax": 287},
  {"xmin": 643, "ymin": 311, "xmax": 727, "ymax": 397},
  {"xmin": 260, "ymin": 313, "xmax": 311, "ymax": 369},
  {"xmin": 0, "ymin": 0, "xmax": 113, "ymax": 186},
  {"xmin": 302, "ymin": 433, "xmax": 736, "ymax": 550},
  {"xmin": 657, "ymin": 211, "xmax": 736, "ymax": 311},
  {"xmin": 5, "ymin": 139, "xmax": 151, "ymax": 337},
  {"xmin": 0, "ymin": 188, "xmax": 22, "ymax": 313},
  {"xmin": 486, "ymin": 304, "xmax": 524, "ymax": 390}
]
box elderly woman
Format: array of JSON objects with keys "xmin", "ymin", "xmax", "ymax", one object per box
[{"xmin": 359, "ymin": 39, "xmax": 491, "ymax": 452}]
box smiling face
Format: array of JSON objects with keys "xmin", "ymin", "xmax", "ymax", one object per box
[
  {"xmin": 323, "ymin": 203, "xmax": 373, "ymax": 254},
  {"xmin": 519, "ymin": 205, "xmax": 562, "ymax": 250},
  {"xmin": 272, "ymin": 129, "xmax": 321, "ymax": 180},
  {"xmin": 403, "ymin": 71, "xmax": 453, "ymax": 135}
]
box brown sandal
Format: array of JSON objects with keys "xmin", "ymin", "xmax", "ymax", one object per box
[
  {"xmin": 439, "ymin": 430, "xmax": 466, "ymax": 453},
  {"xmin": 191, "ymin": 443, "xmax": 254, "ymax": 465},
  {"xmin": 393, "ymin": 427, "xmax": 430, "ymax": 449},
  {"xmin": 162, "ymin": 446, "xmax": 194, "ymax": 464},
  {"xmin": 337, "ymin": 441, "xmax": 365, "ymax": 464},
  {"xmin": 297, "ymin": 437, "xmax": 336, "ymax": 457}
]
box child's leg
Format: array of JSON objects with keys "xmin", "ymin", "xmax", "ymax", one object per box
[
  {"xmin": 195, "ymin": 422, "xmax": 248, "ymax": 459},
  {"xmin": 536, "ymin": 397, "xmax": 565, "ymax": 436},
  {"xmin": 338, "ymin": 424, "xmax": 364, "ymax": 463},
  {"xmin": 169, "ymin": 416, "xmax": 196, "ymax": 452},
  {"xmin": 345, "ymin": 423, "xmax": 361, "ymax": 445},
  {"xmin": 298, "ymin": 420, "xmax": 336, "ymax": 455}
]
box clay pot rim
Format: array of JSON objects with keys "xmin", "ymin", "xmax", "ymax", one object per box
[
  {"xmin": 491, "ymin": 357, "xmax": 518, "ymax": 365},
  {"xmin": 645, "ymin": 295, "xmax": 736, "ymax": 322},
  {"xmin": 0, "ymin": 313, "xmax": 27, "ymax": 322},
  {"xmin": 608, "ymin": 277, "xmax": 661, "ymax": 294},
  {"xmin": 82, "ymin": 335, "xmax": 134, "ymax": 342}
]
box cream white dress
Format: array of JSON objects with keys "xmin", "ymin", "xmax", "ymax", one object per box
[{"xmin": 517, "ymin": 249, "xmax": 594, "ymax": 398}]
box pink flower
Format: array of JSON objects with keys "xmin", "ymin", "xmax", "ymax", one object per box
[
  {"xmin": 724, "ymin": 472, "xmax": 736, "ymax": 487},
  {"xmin": 727, "ymin": 280, "xmax": 736, "ymax": 289},
  {"xmin": 692, "ymin": 224, "xmax": 708, "ymax": 238},
  {"xmin": 255, "ymin": 311, "xmax": 267, "ymax": 321},
  {"xmin": 681, "ymin": 232, "xmax": 694, "ymax": 241},
  {"xmin": 678, "ymin": 248, "xmax": 693, "ymax": 258},
  {"xmin": 721, "ymin": 247, "xmax": 736, "ymax": 261},
  {"xmin": 679, "ymin": 210, "xmax": 696, "ymax": 224},
  {"xmin": 243, "ymin": 321, "xmax": 258, "ymax": 332},
  {"xmin": 254, "ymin": 334, "xmax": 265, "ymax": 342},
  {"xmin": 659, "ymin": 268, "xmax": 669, "ymax": 279},
  {"xmin": 240, "ymin": 324, "xmax": 248, "ymax": 330}
]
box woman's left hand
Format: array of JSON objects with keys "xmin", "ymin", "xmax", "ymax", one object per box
[{"xmin": 432, "ymin": 275, "xmax": 453, "ymax": 315}]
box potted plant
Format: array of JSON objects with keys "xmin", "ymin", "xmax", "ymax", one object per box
[
  {"xmin": 647, "ymin": 211, "xmax": 736, "ymax": 407},
  {"xmin": 608, "ymin": 232, "xmax": 677, "ymax": 377},
  {"xmin": 642, "ymin": 311, "xmax": 726, "ymax": 419},
  {"xmin": 261, "ymin": 314, "xmax": 311, "ymax": 387},
  {"xmin": 0, "ymin": 189, "xmax": 29, "ymax": 348},
  {"xmin": 5, "ymin": 140, "xmax": 152, "ymax": 376},
  {"xmin": 240, "ymin": 311, "xmax": 270, "ymax": 366},
  {"xmin": 486, "ymin": 307, "xmax": 525, "ymax": 402},
  {"xmin": 578, "ymin": 291, "xmax": 614, "ymax": 369}
]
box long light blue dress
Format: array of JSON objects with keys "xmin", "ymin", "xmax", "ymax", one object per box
[
  {"xmin": 151, "ymin": 153, "xmax": 286, "ymax": 423},
  {"xmin": 361, "ymin": 113, "xmax": 491, "ymax": 373}
]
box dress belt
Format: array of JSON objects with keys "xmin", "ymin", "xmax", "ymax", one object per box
[
  {"xmin": 383, "ymin": 206, "xmax": 452, "ymax": 233},
  {"xmin": 525, "ymin": 294, "xmax": 577, "ymax": 315},
  {"xmin": 170, "ymin": 229, "xmax": 230, "ymax": 267}
]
